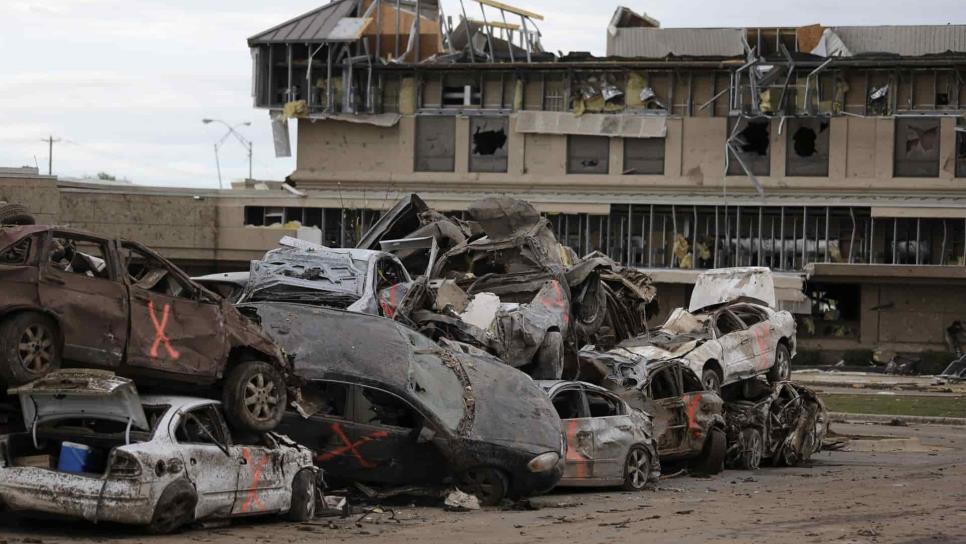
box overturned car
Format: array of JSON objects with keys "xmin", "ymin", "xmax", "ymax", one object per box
[
  {"xmin": 0, "ymin": 370, "xmax": 317, "ymax": 533},
  {"xmin": 244, "ymin": 302, "xmax": 565, "ymax": 505},
  {"xmin": 723, "ymin": 380, "xmax": 829, "ymax": 470}
]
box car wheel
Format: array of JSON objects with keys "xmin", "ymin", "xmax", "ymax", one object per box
[
  {"xmin": 148, "ymin": 480, "xmax": 197, "ymax": 534},
  {"xmin": 532, "ymin": 331, "xmax": 563, "ymax": 380},
  {"xmin": 459, "ymin": 467, "xmax": 509, "ymax": 506},
  {"xmin": 690, "ymin": 428, "xmax": 726, "ymax": 475},
  {"xmin": 285, "ymin": 469, "xmax": 317, "ymax": 521},
  {"xmin": 767, "ymin": 344, "xmax": 791, "ymax": 383},
  {"xmin": 222, "ymin": 360, "xmax": 287, "ymax": 433},
  {"xmin": 701, "ymin": 367, "xmax": 722, "ymax": 392},
  {"xmin": 0, "ymin": 313, "xmax": 61, "ymax": 386},
  {"xmin": 621, "ymin": 445, "xmax": 652, "ymax": 491},
  {"xmin": 0, "ymin": 203, "xmax": 35, "ymax": 226},
  {"xmin": 738, "ymin": 428, "xmax": 763, "ymax": 471}
]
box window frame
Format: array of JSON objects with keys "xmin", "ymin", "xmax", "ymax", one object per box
[
  {"xmin": 894, "ymin": 117, "xmax": 941, "ymax": 178},
  {"xmin": 567, "ymin": 135, "xmax": 610, "ymax": 175},
  {"xmin": 622, "ymin": 137, "xmax": 665, "ymax": 175}
]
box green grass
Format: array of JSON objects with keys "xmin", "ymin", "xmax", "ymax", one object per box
[{"xmin": 823, "ymin": 393, "xmax": 966, "ymax": 419}]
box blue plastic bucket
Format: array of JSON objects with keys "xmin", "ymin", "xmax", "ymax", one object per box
[{"xmin": 57, "ymin": 441, "xmax": 91, "ymax": 473}]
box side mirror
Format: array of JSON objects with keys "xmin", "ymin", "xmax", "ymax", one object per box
[{"xmin": 416, "ymin": 426, "xmax": 436, "ymax": 444}]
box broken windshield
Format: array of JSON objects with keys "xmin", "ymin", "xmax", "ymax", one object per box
[{"xmin": 244, "ymin": 248, "xmax": 369, "ymax": 303}]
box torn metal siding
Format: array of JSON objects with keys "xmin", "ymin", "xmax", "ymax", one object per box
[
  {"xmin": 515, "ymin": 111, "xmax": 667, "ymax": 138},
  {"xmin": 606, "ymin": 27, "xmax": 746, "ymax": 58}
]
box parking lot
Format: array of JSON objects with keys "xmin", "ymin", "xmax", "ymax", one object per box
[{"xmin": 1, "ymin": 420, "xmax": 961, "ymax": 544}]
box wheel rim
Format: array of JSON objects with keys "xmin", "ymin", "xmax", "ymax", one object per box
[
  {"xmin": 747, "ymin": 432, "xmax": 762, "ymax": 469},
  {"xmin": 777, "ymin": 349, "xmax": 790, "ymax": 380},
  {"xmin": 17, "ymin": 324, "xmax": 53, "ymax": 374},
  {"xmin": 244, "ymin": 372, "xmax": 279, "ymax": 422},
  {"xmin": 626, "ymin": 449, "xmax": 649, "ymax": 489},
  {"xmin": 703, "ymin": 372, "xmax": 720, "ymax": 391}
]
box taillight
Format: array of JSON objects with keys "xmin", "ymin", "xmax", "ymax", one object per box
[{"xmin": 109, "ymin": 451, "xmax": 142, "ymax": 479}]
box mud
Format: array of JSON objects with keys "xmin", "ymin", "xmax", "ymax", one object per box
[{"xmin": 1, "ymin": 421, "xmax": 963, "ymax": 543}]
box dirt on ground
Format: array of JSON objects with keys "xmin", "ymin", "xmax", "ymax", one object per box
[{"xmin": 1, "ymin": 421, "xmax": 964, "ymax": 544}]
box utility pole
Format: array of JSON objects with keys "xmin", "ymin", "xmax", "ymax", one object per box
[{"xmin": 41, "ymin": 135, "xmax": 61, "ymax": 175}]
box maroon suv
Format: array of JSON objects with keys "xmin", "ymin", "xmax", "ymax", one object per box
[{"xmin": 0, "ymin": 225, "xmax": 289, "ymax": 432}]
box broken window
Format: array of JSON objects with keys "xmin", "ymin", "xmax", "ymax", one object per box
[
  {"xmin": 551, "ymin": 388, "xmax": 586, "ymax": 419},
  {"xmin": 796, "ymin": 283, "xmax": 860, "ymax": 339},
  {"xmin": 469, "ymin": 116, "xmax": 508, "ymax": 173},
  {"xmin": 585, "ymin": 390, "xmax": 621, "ymax": 417},
  {"xmin": 623, "ymin": 137, "xmax": 665, "ymax": 175},
  {"xmin": 176, "ymin": 405, "xmax": 228, "ymax": 445},
  {"xmin": 46, "ymin": 234, "xmax": 110, "ymax": 280},
  {"xmin": 244, "ymin": 206, "xmax": 266, "ymax": 226},
  {"xmin": 375, "ymin": 257, "xmax": 407, "ymax": 292},
  {"xmin": 715, "ymin": 310, "xmax": 746, "ymax": 335},
  {"xmin": 567, "ymin": 135, "xmax": 610, "ymax": 174},
  {"xmin": 648, "ymin": 367, "xmax": 678, "ymax": 400},
  {"xmin": 680, "ymin": 369, "xmax": 704, "ymax": 393},
  {"xmin": 957, "ymin": 119, "xmax": 966, "ymax": 178},
  {"xmin": 785, "ymin": 118, "xmax": 830, "ymax": 177},
  {"xmin": 727, "ymin": 118, "xmax": 770, "ymax": 177},
  {"xmin": 0, "ymin": 237, "xmax": 31, "ymax": 265},
  {"xmin": 894, "ymin": 118, "xmax": 940, "ymax": 177},
  {"xmin": 415, "ymin": 116, "xmax": 456, "ymax": 172},
  {"xmin": 122, "ymin": 244, "xmax": 194, "ymax": 300},
  {"xmin": 442, "ymin": 74, "xmax": 481, "ymax": 108}
]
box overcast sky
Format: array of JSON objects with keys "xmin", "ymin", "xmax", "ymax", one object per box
[{"xmin": 1, "ymin": 0, "xmax": 964, "ymax": 188}]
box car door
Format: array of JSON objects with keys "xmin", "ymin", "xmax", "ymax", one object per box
[
  {"xmin": 584, "ymin": 388, "xmax": 638, "ymax": 481},
  {"xmin": 229, "ymin": 430, "xmax": 287, "ymax": 516},
  {"xmin": 730, "ymin": 303, "xmax": 775, "ymax": 375},
  {"xmin": 550, "ymin": 384, "xmax": 596, "ymax": 480},
  {"xmin": 713, "ymin": 309, "xmax": 755, "ymax": 382},
  {"xmin": 120, "ymin": 242, "xmax": 228, "ymax": 379},
  {"xmin": 37, "ymin": 231, "xmax": 128, "ymax": 367},
  {"xmin": 678, "ymin": 366, "xmax": 715, "ymax": 454},
  {"xmin": 642, "ymin": 365, "xmax": 688, "ymax": 456},
  {"xmin": 173, "ymin": 404, "xmax": 241, "ymax": 520},
  {"xmin": 277, "ymin": 381, "xmax": 447, "ymax": 486}
]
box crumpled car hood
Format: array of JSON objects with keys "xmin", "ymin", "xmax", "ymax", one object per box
[{"xmin": 244, "ymin": 248, "xmax": 365, "ymax": 305}]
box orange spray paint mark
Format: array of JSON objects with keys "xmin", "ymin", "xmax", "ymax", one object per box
[
  {"xmin": 148, "ymin": 300, "xmax": 180, "ymax": 360},
  {"xmin": 317, "ymin": 422, "xmax": 389, "ymax": 468},
  {"xmin": 565, "ymin": 419, "xmax": 589, "ymax": 478},
  {"xmin": 240, "ymin": 448, "xmax": 269, "ymax": 513}
]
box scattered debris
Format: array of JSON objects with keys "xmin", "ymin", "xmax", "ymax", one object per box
[{"xmin": 444, "ymin": 490, "xmax": 481, "ymax": 511}]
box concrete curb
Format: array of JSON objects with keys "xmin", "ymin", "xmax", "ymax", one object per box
[{"xmin": 830, "ymin": 412, "xmax": 966, "ymax": 426}]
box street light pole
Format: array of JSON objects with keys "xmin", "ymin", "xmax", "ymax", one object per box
[{"xmin": 201, "ymin": 119, "xmax": 253, "ymax": 188}]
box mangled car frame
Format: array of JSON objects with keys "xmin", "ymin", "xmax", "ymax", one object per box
[
  {"xmin": 244, "ymin": 301, "xmax": 565, "ymax": 506},
  {"xmin": 0, "ymin": 225, "xmax": 290, "ymax": 432},
  {"xmin": 362, "ymin": 195, "xmax": 656, "ymax": 380},
  {"xmin": 0, "ymin": 370, "xmax": 317, "ymax": 533}
]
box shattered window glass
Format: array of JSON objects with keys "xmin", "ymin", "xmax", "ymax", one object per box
[
  {"xmin": 894, "ymin": 118, "xmax": 940, "ymax": 178},
  {"xmin": 47, "ymin": 234, "xmax": 111, "ymax": 280},
  {"xmin": 727, "ymin": 117, "xmax": 770, "ymax": 177},
  {"xmin": 785, "ymin": 118, "xmax": 830, "ymax": 177},
  {"xmin": 0, "ymin": 237, "xmax": 31, "ymax": 265},
  {"xmin": 469, "ymin": 116, "xmax": 509, "ymax": 173},
  {"xmin": 407, "ymin": 348, "xmax": 465, "ymax": 433},
  {"xmin": 175, "ymin": 405, "xmax": 228, "ymax": 446},
  {"xmin": 585, "ymin": 390, "xmax": 621, "ymax": 417},
  {"xmin": 122, "ymin": 243, "xmax": 194, "ymax": 300}
]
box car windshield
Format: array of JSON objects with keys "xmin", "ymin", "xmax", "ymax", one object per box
[{"xmin": 404, "ymin": 331, "xmax": 467, "ymax": 432}]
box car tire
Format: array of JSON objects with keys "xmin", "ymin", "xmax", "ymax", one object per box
[
  {"xmin": 0, "ymin": 312, "xmax": 61, "ymax": 386},
  {"xmin": 621, "ymin": 445, "xmax": 652, "ymax": 491},
  {"xmin": 738, "ymin": 428, "xmax": 763, "ymax": 471},
  {"xmin": 459, "ymin": 467, "xmax": 509, "ymax": 507},
  {"xmin": 148, "ymin": 480, "xmax": 197, "ymax": 534},
  {"xmin": 0, "ymin": 203, "xmax": 35, "ymax": 226},
  {"xmin": 767, "ymin": 344, "xmax": 791, "ymax": 383},
  {"xmin": 285, "ymin": 469, "xmax": 317, "ymax": 521},
  {"xmin": 532, "ymin": 331, "xmax": 564, "ymax": 380},
  {"xmin": 701, "ymin": 367, "xmax": 723, "ymax": 393},
  {"xmin": 222, "ymin": 360, "xmax": 286, "ymax": 433},
  {"xmin": 690, "ymin": 428, "xmax": 726, "ymax": 475}
]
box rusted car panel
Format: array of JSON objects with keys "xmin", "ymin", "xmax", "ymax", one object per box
[
  {"xmin": 724, "ymin": 380, "xmax": 829, "ymax": 469},
  {"xmin": 577, "ymin": 349, "xmax": 726, "ymax": 470},
  {"xmin": 0, "ymin": 371, "xmax": 316, "ymax": 532},
  {"xmin": 0, "ymin": 226, "xmax": 289, "ymax": 433},
  {"xmin": 612, "ymin": 267, "xmax": 796, "ymax": 392},
  {"xmin": 538, "ymin": 380, "xmax": 659, "ymax": 490},
  {"xmin": 244, "ymin": 301, "xmax": 565, "ymax": 504}
]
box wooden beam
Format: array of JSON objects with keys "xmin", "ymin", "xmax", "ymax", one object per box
[
  {"xmin": 468, "ymin": 18, "xmax": 520, "ymax": 30},
  {"xmin": 475, "ymin": 0, "xmax": 543, "ymax": 21}
]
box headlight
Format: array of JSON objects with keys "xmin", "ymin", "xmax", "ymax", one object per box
[{"xmin": 527, "ymin": 452, "xmax": 560, "ymax": 473}]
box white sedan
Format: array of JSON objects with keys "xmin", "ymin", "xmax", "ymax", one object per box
[
  {"xmin": 618, "ymin": 267, "xmax": 796, "ymax": 391},
  {"xmin": 0, "ymin": 370, "xmax": 317, "ymax": 533}
]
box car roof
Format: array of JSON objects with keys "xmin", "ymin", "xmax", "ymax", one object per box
[
  {"xmin": 535, "ymin": 380, "xmax": 614, "ymax": 396},
  {"xmin": 265, "ymin": 246, "xmax": 386, "ymax": 262}
]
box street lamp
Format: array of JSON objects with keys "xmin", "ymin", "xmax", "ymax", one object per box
[{"xmin": 202, "ymin": 119, "xmax": 253, "ymax": 189}]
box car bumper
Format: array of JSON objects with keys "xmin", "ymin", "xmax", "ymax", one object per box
[
  {"xmin": 511, "ymin": 459, "xmax": 564, "ymax": 497},
  {"xmin": 0, "ymin": 467, "xmax": 155, "ymax": 525}
]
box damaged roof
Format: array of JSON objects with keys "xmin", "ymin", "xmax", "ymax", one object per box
[
  {"xmin": 606, "ymin": 27, "xmax": 747, "ymax": 59},
  {"xmin": 816, "ymin": 26, "xmax": 966, "ymax": 57},
  {"xmin": 248, "ymin": 0, "xmax": 357, "ymax": 45}
]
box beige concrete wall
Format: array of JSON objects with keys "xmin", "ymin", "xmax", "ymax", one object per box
[
  {"xmin": 292, "ymin": 114, "xmax": 966, "ymax": 196},
  {"xmin": 0, "ymin": 176, "xmax": 61, "ymax": 225}
]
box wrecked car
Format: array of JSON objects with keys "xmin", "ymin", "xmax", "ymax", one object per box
[
  {"xmin": 366, "ymin": 195, "xmax": 656, "ymax": 380},
  {"xmin": 0, "ymin": 225, "xmax": 289, "ymax": 432},
  {"xmin": 0, "ymin": 370, "xmax": 317, "ymax": 533},
  {"xmin": 938, "ymin": 354, "xmax": 966, "ymax": 382},
  {"xmin": 192, "ymin": 271, "xmax": 251, "ymax": 303},
  {"xmin": 578, "ymin": 350, "xmax": 726, "ymax": 474},
  {"xmin": 615, "ymin": 267, "xmax": 795, "ymax": 392},
  {"xmin": 723, "ymin": 379, "xmax": 829, "ymax": 469},
  {"xmin": 537, "ymin": 380, "xmax": 659, "ymax": 490},
  {"xmin": 237, "ymin": 236, "xmax": 412, "ymax": 316},
  {"xmin": 244, "ymin": 301, "xmax": 565, "ymax": 506}
]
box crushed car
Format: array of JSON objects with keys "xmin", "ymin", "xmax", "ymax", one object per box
[
  {"xmin": 0, "ymin": 370, "xmax": 317, "ymax": 533},
  {"xmin": 578, "ymin": 349, "xmax": 726, "ymax": 474},
  {"xmin": 613, "ymin": 267, "xmax": 795, "ymax": 392},
  {"xmin": 0, "ymin": 225, "xmax": 290, "ymax": 432},
  {"xmin": 362, "ymin": 195, "xmax": 656, "ymax": 380},
  {"xmin": 937, "ymin": 354, "xmax": 966, "ymax": 383},
  {"xmin": 723, "ymin": 379, "xmax": 829, "ymax": 469},
  {"xmin": 537, "ymin": 380, "xmax": 659, "ymax": 490},
  {"xmin": 243, "ymin": 301, "xmax": 565, "ymax": 506}
]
